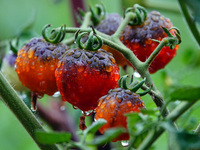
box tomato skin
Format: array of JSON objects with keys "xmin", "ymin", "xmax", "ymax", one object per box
[
  {"xmin": 120, "ymin": 11, "xmax": 179, "ymax": 73},
  {"xmin": 95, "ymin": 13, "xmax": 128, "ymax": 67},
  {"xmin": 95, "ymin": 88, "xmax": 145, "ymax": 142},
  {"xmin": 55, "ymin": 48, "xmax": 120, "ymax": 111},
  {"xmin": 15, "ymin": 38, "xmax": 67, "ymax": 97}
]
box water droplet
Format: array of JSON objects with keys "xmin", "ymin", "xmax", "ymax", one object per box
[
  {"xmin": 97, "ymin": 98, "xmax": 104, "ymax": 107},
  {"xmin": 73, "ymin": 105, "xmax": 78, "ymax": 109},
  {"xmin": 77, "ymin": 66, "xmax": 85, "ymax": 72},
  {"xmin": 60, "ymin": 105, "xmax": 66, "ymax": 111},
  {"xmin": 110, "ymin": 99, "xmax": 116, "ymax": 109},
  {"xmin": 121, "ymin": 140, "xmax": 129, "ymax": 147},
  {"xmin": 105, "ymin": 65, "xmax": 112, "ymax": 72},
  {"xmin": 28, "ymin": 49, "xmax": 34, "ymax": 58},
  {"xmin": 52, "ymin": 91, "xmax": 60, "ymax": 97},
  {"xmin": 100, "ymin": 102, "xmax": 107, "ymax": 109},
  {"xmin": 114, "ymin": 73, "xmax": 120, "ymax": 81},
  {"xmin": 127, "ymin": 101, "xmax": 132, "ymax": 107},
  {"xmin": 50, "ymin": 64, "xmax": 55, "ymax": 71},
  {"xmin": 39, "ymin": 65, "xmax": 44, "ymax": 71},
  {"xmin": 134, "ymin": 72, "xmax": 141, "ymax": 78},
  {"xmin": 57, "ymin": 61, "xmax": 61, "ymax": 68},
  {"xmin": 31, "ymin": 106, "xmax": 37, "ymax": 112},
  {"xmin": 82, "ymin": 110, "xmax": 94, "ymax": 116}
]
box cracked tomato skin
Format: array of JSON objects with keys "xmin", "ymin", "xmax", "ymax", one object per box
[
  {"xmin": 95, "ymin": 88, "xmax": 145, "ymax": 142},
  {"xmin": 55, "ymin": 48, "xmax": 120, "ymax": 111},
  {"xmin": 95, "ymin": 13, "xmax": 127, "ymax": 67},
  {"xmin": 120, "ymin": 11, "xmax": 179, "ymax": 73},
  {"xmin": 15, "ymin": 38, "xmax": 68, "ymax": 97}
]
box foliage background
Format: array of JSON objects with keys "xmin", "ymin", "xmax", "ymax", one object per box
[{"xmin": 0, "ymin": 0, "xmax": 199, "ymax": 149}]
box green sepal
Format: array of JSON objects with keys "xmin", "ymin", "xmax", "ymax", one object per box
[
  {"xmin": 74, "ymin": 27, "xmax": 103, "ymax": 51},
  {"xmin": 90, "ymin": 4, "xmax": 106, "ymax": 26},
  {"xmin": 130, "ymin": 77, "xmax": 146, "ymax": 93},
  {"xmin": 137, "ymin": 84, "xmax": 152, "ymax": 96},
  {"xmin": 125, "ymin": 4, "xmax": 147, "ymax": 26},
  {"xmin": 42, "ymin": 24, "xmax": 66, "ymax": 44},
  {"xmin": 9, "ymin": 40, "xmax": 18, "ymax": 55},
  {"xmin": 76, "ymin": 8, "xmax": 86, "ymax": 25}
]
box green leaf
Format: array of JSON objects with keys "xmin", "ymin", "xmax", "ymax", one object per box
[
  {"xmin": 83, "ymin": 118, "xmax": 107, "ymax": 135},
  {"xmin": 184, "ymin": 0, "xmax": 200, "ymax": 22},
  {"xmin": 91, "ymin": 128, "xmax": 124, "ymax": 145},
  {"xmin": 169, "ymin": 131, "xmax": 200, "ymax": 150},
  {"xmin": 169, "ymin": 86, "xmax": 200, "ymax": 101},
  {"xmin": 35, "ymin": 130, "xmax": 72, "ymax": 144},
  {"xmin": 126, "ymin": 112, "xmax": 158, "ymax": 148},
  {"xmin": 161, "ymin": 121, "xmax": 200, "ymax": 150},
  {"xmin": 140, "ymin": 109, "xmax": 159, "ymax": 116},
  {"xmin": 126, "ymin": 113, "xmax": 141, "ymax": 134}
]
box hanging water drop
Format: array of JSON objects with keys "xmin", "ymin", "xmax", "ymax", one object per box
[
  {"xmin": 52, "ymin": 91, "xmax": 60, "ymax": 97},
  {"xmin": 82, "ymin": 110, "xmax": 94, "ymax": 116},
  {"xmin": 121, "ymin": 140, "xmax": 129, "ymax": 147}
]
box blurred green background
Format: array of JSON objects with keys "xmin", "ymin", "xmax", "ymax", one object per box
[{"xmin": 0, "ymin": 0, "xmax": 200, "ymax": 149}]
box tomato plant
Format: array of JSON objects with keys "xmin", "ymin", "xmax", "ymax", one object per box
[{"xmin": 0, "ymin": 0, "xmax": 200, "ymax": 150}]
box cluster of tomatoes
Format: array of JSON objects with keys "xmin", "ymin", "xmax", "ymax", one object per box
[{"xmin": 14, "ymin": 7, "xmax": 178, "ymax": 141}]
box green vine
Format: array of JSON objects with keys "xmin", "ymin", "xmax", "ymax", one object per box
[{"xmin": 0, "ymin": 72, "xmax": 59, "ymax": 150}]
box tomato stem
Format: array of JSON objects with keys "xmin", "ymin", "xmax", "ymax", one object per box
[{"xmin": 144, "ymin": 38, "xmax": 168, "ymax": 68}]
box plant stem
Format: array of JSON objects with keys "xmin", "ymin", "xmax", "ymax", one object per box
[
  {"xmin": 177, "ymin": 0, "xmax": 200, "ymax": 47},
  {"xmin": 137, "ymin": 100, "xmax": 197, "ymax": 150},
  {"xmin": 144, "ymin": 38, "xmax": 168, "ymax": 68},
  {"xmin": 0, "ymin": 72, "xmax": 59, "ymax": 150},
  {"xmin": 112, "ymin": 12, "xmax": 136, "ymax": 39},
  {"xmin": 63, "ymin": 12, "xmax": 92, "ymax": 45}
]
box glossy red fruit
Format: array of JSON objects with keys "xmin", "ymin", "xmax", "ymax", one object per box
[
  {"xmin": 120, "ymin": 11, "xmax": 179, "ymax": 73},
  {"xmin": 55, "ymin": 48, "xmax": 120, "ymax": 111},
  {"xmin": 95, "ymin": 13, "xmax": 127, "ymax": 67},
  {"xmin": 15, "ymin": 38, "xmax": 67, "ymax": 97},
  {"xmin": 95, "ymin": 88, "xmax": 145, "ymax": 142}
]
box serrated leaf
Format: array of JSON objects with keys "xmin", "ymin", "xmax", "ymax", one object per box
[
  {"xmin": 91, "ymin": 128, "xmax": 124, "ymax": 145},
  {"xmin": 169, "ymin": 86, "xmax": 200, "ymax": 101},
  {"xmin": 35, "ymin": 130, "xmax": 72, "ymax": 144},
  {"xmin": 83, "ymin": 119, "xmax": 107, "ymax": 135}
]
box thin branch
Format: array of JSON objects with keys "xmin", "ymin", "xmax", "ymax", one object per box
[
  {"xmin": 144, "ymin": 38, "xmax": 168, "ymax": 68},
  {"xmin": 0, "ymin": 72, "xmax": 59, "ymax": 150}
]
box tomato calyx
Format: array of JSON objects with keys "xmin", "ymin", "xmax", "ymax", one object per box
[
  {"xmin": 124, "ymin": 4, "xmax": 147, "ymax": 26},
  {"xmin": 42, "ymin": 24, "xmax": 66, "ymax": 44},
  {"xmin": 118, "ymin": 74, "xmax": 151, "ymax": 96},
  {"xmin": 75, "ymin": 27, "xmax": 103, "ymax": 51}
]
